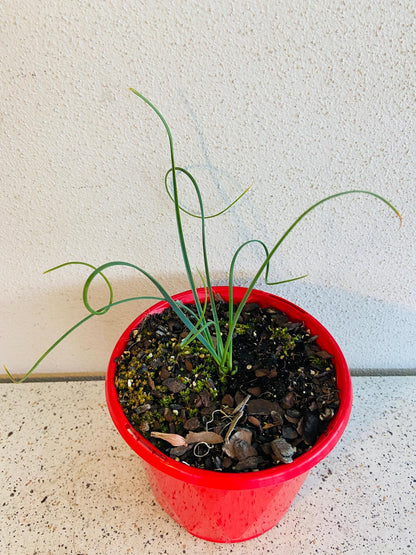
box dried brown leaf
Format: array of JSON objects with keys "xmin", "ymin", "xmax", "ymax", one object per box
[
  {"xmin": 185, "ymin": 431, "xmax": 223, "ymax": 444},
  {"xmin": 150, "ymin": 432, "xmax": 188, "ymax": 446}
]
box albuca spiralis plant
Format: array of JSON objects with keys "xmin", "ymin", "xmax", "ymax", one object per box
[{"xmin": 5, "ymin": 89, "xmax": 401, "ymax": 383}]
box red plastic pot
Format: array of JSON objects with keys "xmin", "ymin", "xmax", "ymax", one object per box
[{"xmin": 106, "ymin": 287, "xmax": 352, "ymax": 543}]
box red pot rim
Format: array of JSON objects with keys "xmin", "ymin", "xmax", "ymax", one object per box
[{"xmin": 106, "ymin": 287, "xmax": 352, "ymax": 490}]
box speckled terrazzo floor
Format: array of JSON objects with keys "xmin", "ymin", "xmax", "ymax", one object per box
[{"xmin": 1, "ymin": 377, "xmax": 415, "ymax": 555}]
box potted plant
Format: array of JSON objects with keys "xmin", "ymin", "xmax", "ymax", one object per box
[{"xmin": 5, "ymin": 90, "xmax": 401, "ymax": 543}]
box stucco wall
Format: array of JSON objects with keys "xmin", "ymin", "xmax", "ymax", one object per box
[{"xmin": 1, "ymin": 1, "xmax": 415, "ymax": 376}]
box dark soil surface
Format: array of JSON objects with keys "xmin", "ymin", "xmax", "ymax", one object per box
[{"xmin": 114, "ymin": 299, "xmax": 340, "ymax": 472}]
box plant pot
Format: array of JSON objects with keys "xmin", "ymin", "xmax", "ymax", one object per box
[{"xmin": 106, "ymin": 286, "xmax": 352, "ymax": 543}]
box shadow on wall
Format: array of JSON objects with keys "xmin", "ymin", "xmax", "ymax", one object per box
[
  {"xmin": 4, "ymin": 91, "xmax": 410, "ymax": 378},
  {"xmin": 0, "ymin": 273, "xmax": 188, "ymax": 378},
  {"xmin": 1, "ymin": 273, "xmax": 415, "ymax": 380}
]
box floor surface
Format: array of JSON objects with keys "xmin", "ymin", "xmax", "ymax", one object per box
[{"xmin": 1, "ymin": 377, "xmax": 415, "ymax": 554}]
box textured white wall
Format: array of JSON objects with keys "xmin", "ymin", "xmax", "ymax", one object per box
[{"xmin": 1, "ymin": 0, "xmax": 415, "ymax": 376}]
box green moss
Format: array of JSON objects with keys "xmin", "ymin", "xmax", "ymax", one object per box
[
  {"xmin": 309, "ymin": 355, "xmax": 332, "ymax": 370},
  {"xmin": 268, "ymin": 326, "xmax": 300, "ymax": 356},
  {"xmin": 179, "ymin": 389, "xmax": 191, "ymax": 404},
  {"xmin": 159, "ymin": 395, "xmax": 173, "ymax": 407},
  {"xmin": 234, "ymin": 322, "xmax": 254, "ymax": 335},
  {"xmin": 193, "ymin": 380, "xmax": 205, "ymax": 393}
]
